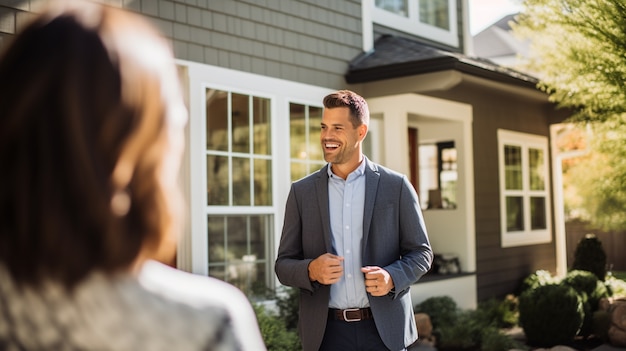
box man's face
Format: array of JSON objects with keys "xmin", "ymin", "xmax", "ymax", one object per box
[{"xmin": 320, "ymin": 107, "xmax": 366, "ymax": 165}]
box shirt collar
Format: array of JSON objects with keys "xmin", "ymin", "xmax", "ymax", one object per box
[{"xmin": 327, "ymin": 158, "xmax": 366, "ymax": 179}]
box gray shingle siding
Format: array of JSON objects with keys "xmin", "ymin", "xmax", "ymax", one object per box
[
  {"xmin": 0, "ymin": 0, "xmax": 362, "ymax": 88},
  {"xmin": 143, "ymin": 0, "xmax": 364, "ymax": 88}
]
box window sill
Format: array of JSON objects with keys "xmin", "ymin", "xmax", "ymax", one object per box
[{"xmin": 418, "ymin": 271, "xmax": 476, "ymax": 283}]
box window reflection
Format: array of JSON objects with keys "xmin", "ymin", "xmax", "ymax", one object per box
[
  {"xmin": 206, "ymin": 88, "xmax": 272, "ymax": 206},
  {"xmin": 289, "ymin": 102, "xmax": 325, "ymax": 182},
  {"xmin": 419, "ymin": 141, "xmax": 457, "ymax": 210},
  {"xmin": 375, "ymin": 0, "xmax": 408, "ymax": 17},
  {"xmin": 419, "ymin": 0, "xmax": 450, "ymax": 30},
  {"xmin": 207, "ymin": 215, "xmax": 272, "ymax": 300}
]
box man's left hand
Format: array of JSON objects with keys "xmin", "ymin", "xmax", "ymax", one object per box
[{"xmin": 361, "ymin": 266, "xmax": 394, "ymax": 296}]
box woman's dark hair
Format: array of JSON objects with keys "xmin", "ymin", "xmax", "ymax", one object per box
[{"xmin": 0, "ymin": 2, "xmax": 186, "ymax": 289}]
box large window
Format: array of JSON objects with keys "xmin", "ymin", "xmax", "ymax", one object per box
[
  {"xmin": 372, "ymin": 0, "xmax": 458, "ymax": 47},
  {"xmin": 289, "ymin": 102, "xmax": 325, "ymax": 181},
  {"xmin": 206, "ymin": 88, "xmax": 273, "ymax": 299},
  {"xmin": 498, "ymin": 129, "xmax": 551, "ymax": 247}
]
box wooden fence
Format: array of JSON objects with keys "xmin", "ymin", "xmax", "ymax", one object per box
[{"xmin": 565, "ymin": 219, "xmax": 626, "ymax": 272}]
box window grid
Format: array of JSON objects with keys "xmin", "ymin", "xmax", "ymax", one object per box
[
  {"xmin": 205, "ymin": 88, "xmax": 274, "ymax": 299},
  {"xmin": 289, "ymin": 102, "xmax": 325, "ymax": 181},
  {"xmin": 371, "ymin": 0, "xmax": 458, "ymax": 47},
  {"xmin": 498, "ymin": 129, "xmax": 551, "ymax": 247}
]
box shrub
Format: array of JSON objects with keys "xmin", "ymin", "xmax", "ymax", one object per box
[
  {"xmin": 606, "ymin": 275, "xmax": 626, "ymax": 297},
  {"xmin": 572, "ymin": 233, "xmax": 607, "ymax": 281},
  {"xmin": 476, "ymin": 295, "xmax": 519, "ymax": 329},
  {"xmin": 518, "ymin": 269, "xmax": 557, "ymax": 295},
  {"xmin": 437, "ymin": 309, "xmax": 480, "ymax": 349},
  {"xmin": 519, "ymin": 283, "xmax": 584, "ymax": 347},
  {"xmin": 414, "ymin": 296, "xmax": 459, "ymax": 329},
  {"xmin": 562, "ymin": 269, "xmax": 610, "ymax": 337},
  {"xmin": 275, "ymin": 286, "xmax": 299, "ymax": 331},
  {"xmin": 253, "ymin": 304, "xmax": 301, "ymax": 351},
  {"xmin": 480, "ymin": 326, "xmax": 529, "ymax": 351}
]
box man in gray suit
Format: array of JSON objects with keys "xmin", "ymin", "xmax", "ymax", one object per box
[{"xmin": 275, "ymin": 90, "xmax": 433, "ymax": 351}]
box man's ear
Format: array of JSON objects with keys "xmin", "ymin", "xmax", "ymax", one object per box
[{"xmin": 358, "ymin": 124, "xmax": 368, "ymax": 141}]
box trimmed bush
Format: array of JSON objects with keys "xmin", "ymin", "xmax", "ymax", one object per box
[
  {"xmin": 562, "ymin": 269, "xmax": 610, "ymax": 336},
  {"xmin": 414, "ymin": 296, "xmax": 459, "ymax": 330},
  {"xmin": 572, "ymin": 233, "xmax": 607, "ymax": 281},
  {"xmin": 519, "ymin": 283, "xmax": 584, "ymax": 347},
  {"xmin": 518, "ymin": 270, "xmax": 557, "ymax": 295}
]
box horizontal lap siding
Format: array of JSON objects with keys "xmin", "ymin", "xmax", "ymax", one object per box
[
  {"xmin": 0, "ymin": 0, "xmax": 364, "ymax": 89},
  {"xmin": 428, "ymin": 86, "xmax": 558, "ymax": 301},
  {"xmin": 144, "ymin": 0, "xmax": 363, "ymax": 89}
]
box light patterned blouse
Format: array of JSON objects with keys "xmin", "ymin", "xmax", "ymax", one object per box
[{"xmin": 0, "ymin": 260, "xmax": 266, "ymax": 351}]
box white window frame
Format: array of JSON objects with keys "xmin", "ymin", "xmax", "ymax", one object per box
[
  {"xmin": 497, "ymin": 129, "xmax": 552, "ymax": 247},
  {"xmin": 369, "ymin": 0, "xmax": 459, "ymax": 47},
  {"xmin": 177, "ymin": 59, "xmax": 332, "ymax": 286}
]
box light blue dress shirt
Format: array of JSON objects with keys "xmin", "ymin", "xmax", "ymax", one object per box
[{"xmin": 327, "ymin": 160, "xmax": 369, "ymax": 309}]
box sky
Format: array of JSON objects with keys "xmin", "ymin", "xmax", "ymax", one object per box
[{"xmin": 468, "ymin": 0, "xmax": 523, "ymax": 35}]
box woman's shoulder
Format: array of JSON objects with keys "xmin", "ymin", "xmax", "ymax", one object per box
[
  {"xmin": 139, "ymin": 260, "xmax": 248, "ymax": 307},
  {"xmin": 138, "ymin": 260, "xmax": 267, "ymax": 351}
]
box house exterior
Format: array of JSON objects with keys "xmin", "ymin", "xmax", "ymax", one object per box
[{"xmin": 0, "ymin": 0, "xmax": 571, "ymax": 308}]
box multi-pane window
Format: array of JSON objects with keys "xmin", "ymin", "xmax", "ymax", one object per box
[
  {"xmin": 205, "ymin": 88, "xmax": 273, "ymax": 299},
  {"xmin": 498, "ymin": 129, "xmax": 551, "ymax": 247},
  {"xmin": 289, "ymin": 103, "xmax": 325, "ymax": 181},
  {"xmin": 372, "ymin": 0, "xmax": 458, "ymax": 47},
  {"xmin": 206, "ymin": 90, "xmax": 272, "ymax": 206},
  {"xmin": 419, "ymin": 0, "xmax": 450, "ymax": 31}
]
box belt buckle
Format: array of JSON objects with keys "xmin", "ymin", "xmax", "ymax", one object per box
[{"xmin": 342, "ymin": 308, "xmax": 361, "ymax": 322}]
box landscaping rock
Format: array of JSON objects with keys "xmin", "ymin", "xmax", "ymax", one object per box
[{"xmin": 607, "ymin": 299, "xmax": 626, "ymax": 347}]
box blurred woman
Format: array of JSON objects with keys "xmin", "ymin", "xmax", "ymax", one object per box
[{"xmin": 0, "ymin": 1, "xmax": 265, "ymax": 350}]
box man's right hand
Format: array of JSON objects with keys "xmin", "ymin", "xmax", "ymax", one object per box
[{"xmin": 308, "ymin": 253, "xmax": 344, "ymax": 285}]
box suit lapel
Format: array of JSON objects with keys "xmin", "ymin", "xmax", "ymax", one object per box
[
  {"xmin": 362, "ymin": 158, "xmax": 380, "ymax": 252},
  {"xmin": 315, "ymin": 164, "xmax": 333, "ymax": 253}
]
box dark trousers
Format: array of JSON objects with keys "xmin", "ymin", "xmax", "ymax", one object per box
[{"xmin": 319, "ymin": 316, "xmax": 391, "ymax": 351}]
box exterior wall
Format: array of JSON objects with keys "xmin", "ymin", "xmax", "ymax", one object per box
[
  {"xmin": 427, "ymin": 84, "xmax": 559, "ymax": 301},
  {"xmin": 0, "ymin": 0, "xmax": 364, "ymax": 89}
]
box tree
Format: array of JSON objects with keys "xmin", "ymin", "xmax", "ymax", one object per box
[{"xmin": 513, "ymin": 0, "xmax": 626, "ymax": 230}]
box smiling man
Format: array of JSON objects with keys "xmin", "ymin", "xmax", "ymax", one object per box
[{"xmin": 275, "ymin": 90, "xmax": 434, "ymax": 351}]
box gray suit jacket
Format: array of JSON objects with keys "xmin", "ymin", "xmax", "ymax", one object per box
[{"xmin": 275, "ymin": 158, "xmax": 433, "ymax": 351}]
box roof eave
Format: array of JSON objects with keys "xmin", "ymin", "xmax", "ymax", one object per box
[{"xmin": 346, "ymin": 58, "xmax": 539, "ymax": 90}]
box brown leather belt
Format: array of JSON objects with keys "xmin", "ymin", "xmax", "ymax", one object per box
[{"xmin": 329, "ymin": 308, "xmax": 373, "ymax": 322}]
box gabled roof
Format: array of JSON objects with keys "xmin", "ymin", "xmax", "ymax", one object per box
[
  {"xmin": 473, "ymin": 13, "xmax": 530, "ymax": 59},
  {"xmin": 345, "ymin": 34, "xmax": 537, "ymax": 89}
]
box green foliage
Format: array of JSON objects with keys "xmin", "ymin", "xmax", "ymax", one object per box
[
  {"xmin": 476, "ymin": 295, "xmax": 519, "ymax": 329},
  {"xmin": 518, "ymin": 284, "xmax": 584, "ymax": 347},
  {"xmin": 415, "ymin": 295, "xmax": 527, "ymax": 350},
  {"xmin": 514, "ymin": 0, "xmax": 626, "ymax": 121},
  {"xmin": 414, "ymin": 296, "xmax": 459, "ymax": 330},
  {"xmin": 562, "ymin": 270, "xmax": 606, "ymax": 337},
  {"xmin": 605, "ymin": 274, "xmax": 626, "ymax": 297},
  {"xmin": 275, "ymin": 286, "xmax": 299, "ymax": 331},
  {"xmin": 253, "ymin": 304, "xmax": 301, "ymax": 351},
  {"xmin": 436, "ymin": 309, "xmax": 481, "ymax": 349},
  {"xmin": 514, "ymin": 0, "xmax": 626, "ymax": 230},
  {"xmin": 480, "ymin": 327, "xmax": 529, "ymax": 351},
  {"xmin": 562, "ymin": 269, "xmax": 605, "ymax": 304},
  {"xmin": 571, "ymin": 234, "xmax": 607, "ymax": 280},
  {"xmin": 518, "ymin": 269, "xmax": 557, "ymax": 294}
]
